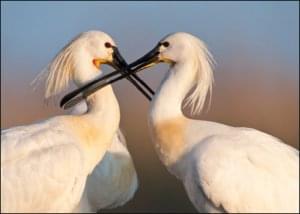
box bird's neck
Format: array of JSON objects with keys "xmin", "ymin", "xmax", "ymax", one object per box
[
  {"xmin": 84, "ymin": 85, "xmax": 120, "ymax": 171},
  {"xmin": 150, "ymin": 61, "xmax": 195, "ymax": 122},
  {"xmin": 85, "ymin": 85, "xmax": 120, "ymax": 118},
  {"xmin": 70, "ymin": 66, "xmax": 120, "ymax": 173},
  {"xmin": 74, "ymin": 65, "xmax": 120, "ymax": 129},
  {"xmin": 151, "ymin": 62, "xmax": 194, "ymax": 121},
  {"xmin": 149, "ymin": 61, "xmax": 195, "ymax": 172}
]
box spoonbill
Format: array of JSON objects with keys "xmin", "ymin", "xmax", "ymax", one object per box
[
  {"xmin": 69, "ymin": 101, "xmax": 138, "ymax": 212},
  {"xmin": 68, "ymin": 32, "xmax": 299, "ymax": 213},
  {"xmin": 1, "ymin": 31, "xmax": 148, "ymax": 212}
]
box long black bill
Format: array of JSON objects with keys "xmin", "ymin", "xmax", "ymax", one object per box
[
  {"xmin": 112, "ymin": 47, "xmax": 154, "ymax": 100},
  {"xmin": 129, "ymin": 44, "xmax": 160, "ymax": 70},
  {"xmin": 60, "ymin": 44, "xmax": 160, "ymax": 109}
]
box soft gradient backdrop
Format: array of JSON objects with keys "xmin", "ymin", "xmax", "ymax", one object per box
[{"xmin": 1, "ymin": 1, "xmax": 299, "ymax": 213}]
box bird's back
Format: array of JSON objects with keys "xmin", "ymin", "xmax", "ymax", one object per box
[
  {"xmin": 1, "ymin": 118, "xmax": 87, "ymax": 212},
  {"xmin": 182, "ymin": 120, "xmax": 299, "ymax": 213}
]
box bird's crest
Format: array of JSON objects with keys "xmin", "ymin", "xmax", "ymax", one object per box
[
  {"xmin": 31, "ymin": 34, "xmax": 83, "ymax": 102},
  {"xmin": 183, "ymin": 35, "xmax": 215, "ymax": 115}
]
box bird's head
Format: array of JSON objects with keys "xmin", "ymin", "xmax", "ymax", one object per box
[
  {"xmin": 158, "ymin": 32, "xmax": 202, "ymax": 64},
  {"xmin": 129, "ymin": 32, "xmax": 214, "ymax": 70},
  {"xmin": 128, "ymin": 32, "xmax": 215, "ymax": 114},
  {"xmin": 33, "ymin": 31, "xmax": 127, "ymax": 100},
  {"xmin": 81, "ymin": 31, "xmax": 127, "ymax": 71}
]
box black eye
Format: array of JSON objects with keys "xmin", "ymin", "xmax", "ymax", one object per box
[
  {"xmin": 162, "ymin": 41, "xmax": 170, "ymax": 47},
  {"xmin": 105, "ymin": 42, "xmax": 112, "ymax": 48}
]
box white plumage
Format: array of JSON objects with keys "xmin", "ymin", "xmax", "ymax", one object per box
[
  {"xmin": 70, "ymin": 101, "xmax": 138, "ymax": 212},
  {"xmin": 1, "ymin": 31, "xmax": 124, "ymax": 212},
  {"xmin": 136, "ymin": 32, "xmax": 299, "ymax": 213},
  {"xmin": 1, "ymin": 118, "xmax": 88, "ymax": 212}
]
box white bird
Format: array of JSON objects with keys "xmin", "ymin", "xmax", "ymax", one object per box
[
  {"xmin": 125, "ymin": 32, "xmax": 299, "ymax": 213},
  {"xmin": 70, "ymin": 101, "xmax": 138, "ymax": 213},
  {"xmin": 1, "ymin": 31, "xmax": 131, "ymax": 212}
]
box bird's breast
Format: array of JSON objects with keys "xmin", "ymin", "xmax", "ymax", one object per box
[
  {"xmin": 151, "ymin": 117, "xmax": 187, "ymax": 167},
  {"xmin": 60, "ymin": 116, "xmax": 113, "ymax": 172}
]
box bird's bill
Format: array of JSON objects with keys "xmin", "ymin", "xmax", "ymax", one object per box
[
  {"xmin": 110, "ymin": 47, "xmax": 128, "ymax": 70},
  {"xmin": 111, "ymin": 47, "xmax": 155, "ymax": 100},
  {"xmin": 60, "ymin": 46, "xmax": 156, "ymax": 109},
  {"xmin": 129, "ymin": 44, "xmax": 161, "ymax": 71}
]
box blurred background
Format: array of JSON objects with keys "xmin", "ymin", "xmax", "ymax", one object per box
[{"xmin": 1, "ymin": 2, "xmax": 299, "ymax": 213}]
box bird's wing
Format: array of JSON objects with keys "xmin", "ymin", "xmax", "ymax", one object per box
[
  {"xmin": 1, "ymin": 118, "xmax": 87, "ymax": 212},
  {"xmin": 69, "ymin": 101, "xmax": 138, "ymax": 211},
  {"xmin": 2, "ymin": 119, "xmax": 59, "ymax": 164},
  {"xmin": 184, "ymin": 128, "xmax": 299, "ymax": 213},
  {"xmin": 85, "ymin": 129, "xmax": 138, "ymax": 210}
]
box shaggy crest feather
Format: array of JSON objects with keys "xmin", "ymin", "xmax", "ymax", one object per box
[
  {"xmin": 183, "ymin": 35, "xmax": 215, "ymax": 115},
  {"xmin": 31, "ymin": 33, "xmax": 84, "ymax": 101}
]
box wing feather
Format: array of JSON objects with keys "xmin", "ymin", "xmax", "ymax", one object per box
[
  {"xmin": 1, "ymin": 118, "xmax": 87, "ymax": 212},
  {"xmin": 184, "ymin": 128, "xmax": 299, "ymax": 213}
]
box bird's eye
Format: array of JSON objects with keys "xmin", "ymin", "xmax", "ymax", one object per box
[
  {"xmin": 162, "ymin": 41, "xmax": 170, "ymax": 48},
  {"xmin": 105, "ymin": 42, "xmax": 112, "ymax": 48}
]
